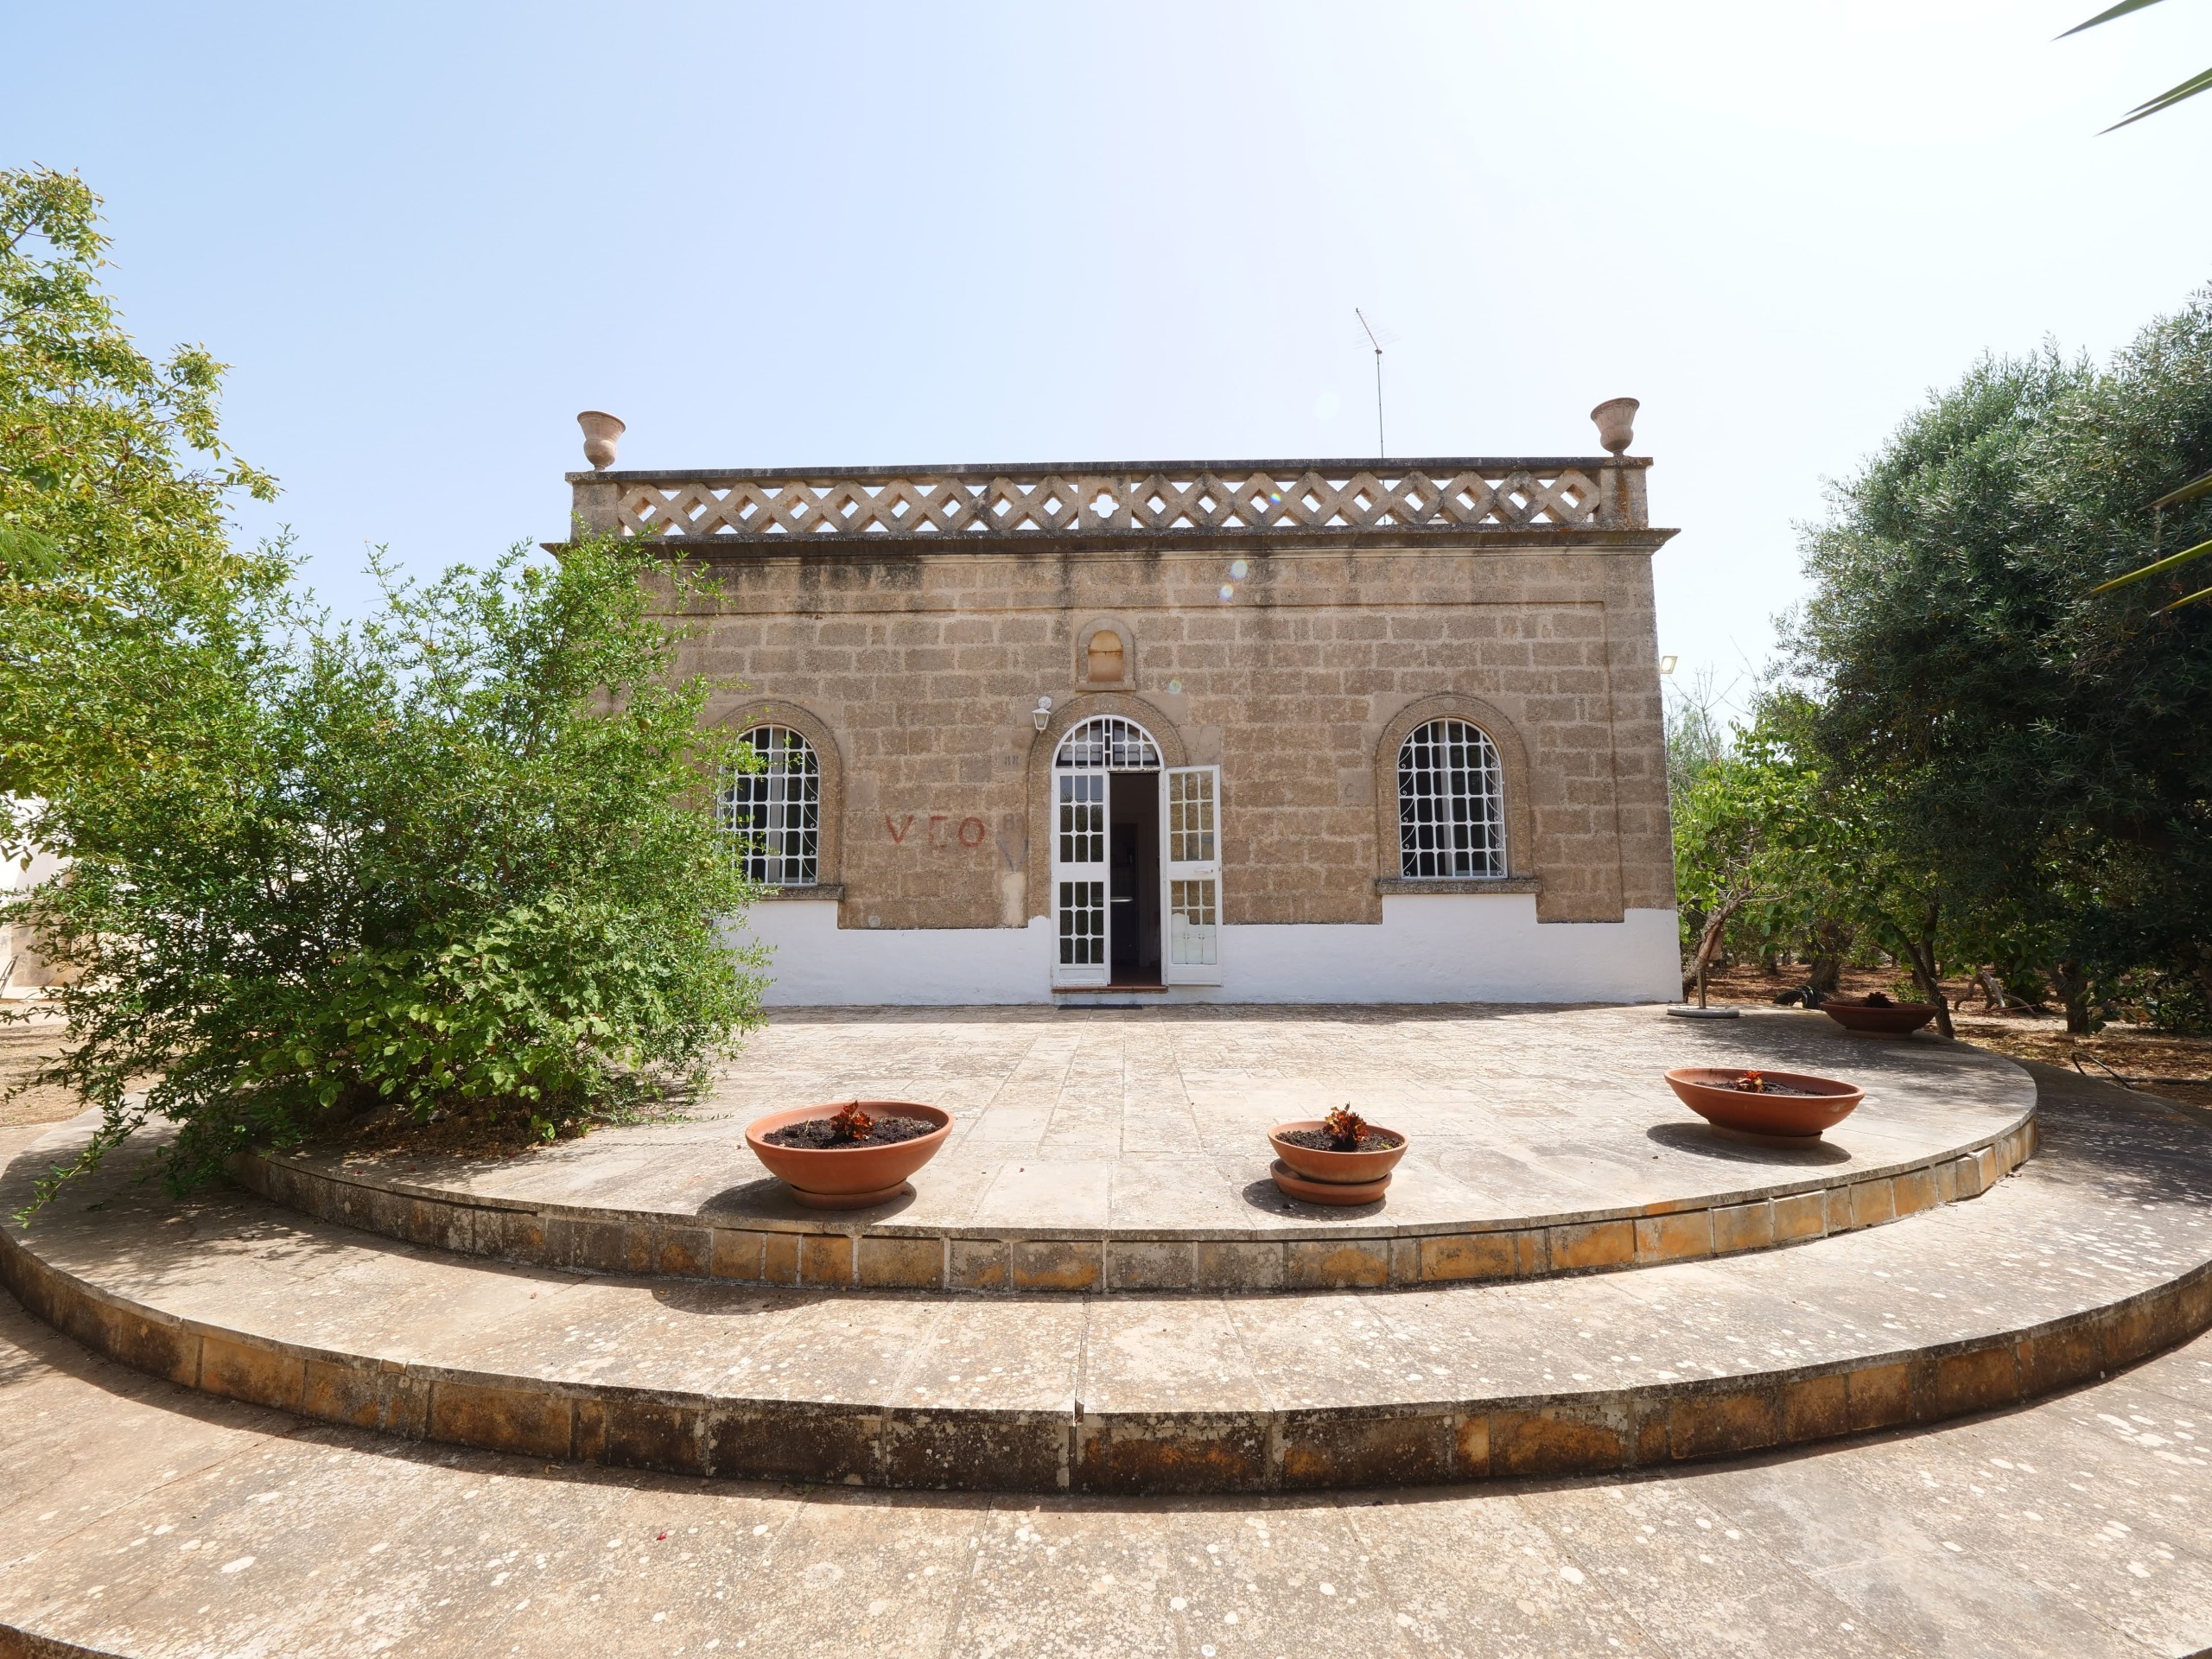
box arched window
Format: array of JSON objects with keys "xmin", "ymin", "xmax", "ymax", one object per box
[
  {"xmin": 721, "ymin": 726, "xmax": 820, "ymax": 886},
  {"xmin": 1397, "ymin": 718, "xmax": 1505, "ymax": 879},
  {"xmin": 1053, "ymin": 715, "xmax": 1161, "ymax": 771}
]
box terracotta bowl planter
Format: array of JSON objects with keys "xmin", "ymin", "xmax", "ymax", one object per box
[
  {"xmin": 744, "ymin": 1101, "xmax": 951, "ymax": 1210},
  {"xmin": 1268, "ymin": 1121, "xmax": 1409, "ymax": 1205},
  {"xmin": 1820, "ymin": 1000, "xmax": 1939, "ymax": 1037},
  {"xmin": 1663, "ymin": 1068, "xmax": 1865, "ymax": 1146}
]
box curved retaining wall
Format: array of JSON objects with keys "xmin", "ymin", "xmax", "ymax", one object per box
[
  {"xmin": 229, "ymin": 1114, "xmax": 2041, "ymax": 1294},
  {"xmin": 2, "ymin": 1192, "xmax": 2205, "ymax": 1496}
]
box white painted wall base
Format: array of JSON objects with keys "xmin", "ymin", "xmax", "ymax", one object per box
[
  {"xmin": 2, "ymin": 840, "xmax": 68, "ymax": 996},
  {"xmin": 1220, "ymin": 895, "xmax": 1680, "ymax": 1004},
  {"xmin": 730, "ymin": 905, "xmax": 1056, "ymax": 1007},
  {"xmin": 731, "ymin": 893, "xmax": 1680, "ymax": 1007}
]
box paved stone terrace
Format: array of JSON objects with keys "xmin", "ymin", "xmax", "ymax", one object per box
[
  {"xmin": 245, "ymin": 1007, "xmax": 2037, "ymax": 1294},
  {"xmin": 5, "ymin": 1092, "xmax": 2212, "ymax": 1657},
  {"xmin": 4, "ymin": 1071, "xmax": 2207, "ymax": 1497}
]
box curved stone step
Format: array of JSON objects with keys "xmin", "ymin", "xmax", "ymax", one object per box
[
  {"xmin": 3, "ymin": 1076, "xmax": 2208, "ymax": 1496},
  {"xmin": 229, "ymin": 1010, "xmax": 2039, "ymax": 1294},
  {"xmin": 9, "ymin": 1274, "xmax": 2212, "ymax": 1659}
]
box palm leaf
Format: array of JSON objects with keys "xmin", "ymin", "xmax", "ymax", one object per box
[
  {"xmin": 2106, "ymin": 66, "xmax": 2212, "ymax": 130},
  {"xmin": 2149, "ymin": 467, "xmax": 2212, "ymax": 510},
  {"xmin": 2062, "ymin": 0, "xmax": 2212, "ymax": 129},
  {"xmin": 2061, "ymin": 0, "xmax": 2171, "ymax": 35},
  {"xmin": 2089, "ymin": 535, "xmax": 2212, "ymax": 594}
]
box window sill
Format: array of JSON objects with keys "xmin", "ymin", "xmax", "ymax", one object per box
[
  {"xmin": 1375, "ymin": 875, "xmax": 1540, "ymax": 896},
  {"xmin": 753, "ymin": 882, "xmax": 843, "ymax": 901}
]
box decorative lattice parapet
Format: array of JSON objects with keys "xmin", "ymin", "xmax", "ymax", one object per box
[{"xmin": 567, "ymin": 457, "xmax": 1651, "ymax": 544}]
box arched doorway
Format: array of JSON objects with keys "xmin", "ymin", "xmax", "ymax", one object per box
[{"xmin": 1050, "ymin": 716, "xmax": 1221, "ymax": 989}]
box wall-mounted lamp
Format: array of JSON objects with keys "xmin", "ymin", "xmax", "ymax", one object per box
[
  {"xmin": 1658, "ymin": 655, "xmax": 1678, "ymax": 677},
  {"xmin": 1032, "ymin": 695, "xmax": 1054, "ymax": 732}
]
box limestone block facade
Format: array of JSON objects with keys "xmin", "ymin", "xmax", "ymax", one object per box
[{"xmin": 569, "ymin": 446, "xmax": 1680, "ymax": 1005}]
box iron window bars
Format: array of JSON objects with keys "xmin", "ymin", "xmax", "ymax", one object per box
[
  {"xmin": 720, "ymin": 725, "xmax": 821, "ymax": 886},
  {"xmin": 1397, "ymin": 718, "xmax": 1505, "ymax": 879}
]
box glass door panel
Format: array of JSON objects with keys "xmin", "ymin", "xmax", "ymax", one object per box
[
  {"xmin": 1160, "ymin": 766, "xmax": 1223, "ymax": 985},
  {"xmin": 1052, "ymin": 771, "xmax": 1109, "ymax": 986}
]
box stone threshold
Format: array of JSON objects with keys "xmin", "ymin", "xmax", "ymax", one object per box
[{"xmin": 229, "ymin": 1115, "xmax": 2040, "ymax": 1295}]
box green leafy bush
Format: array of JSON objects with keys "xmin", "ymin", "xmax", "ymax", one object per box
[{"xmin": 8, "ymin": 536, "xmax": 768, "ymax": 1207}]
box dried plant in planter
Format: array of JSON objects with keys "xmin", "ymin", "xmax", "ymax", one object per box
[
  {"xmin": 1322, "ymin": 1104, "xmax": 1368, "ymax": 1149},
  {"xmin": 1267, "ymin": 1102, "xmax": 1412, "ymax": 1203},
  {"xmin": 761, "ymin": 1100, "xmax": 939, "ymax": 1150},
  {"xmin": 1722, "ymin": 1068, "xmax": 1819, "ymax": 1097},
  {"xmin": 1275, "ymin": 1105, "xmax": 1404, "ymax": 1155},
  {"xmin": 745, "ymin": 1097, "xmax": 954, "ymax": 1208}
]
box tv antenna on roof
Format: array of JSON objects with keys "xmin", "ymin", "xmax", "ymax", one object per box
[{"xmin": 1354, "ymin": 308, "xmax": 1397, "ymax": 459}]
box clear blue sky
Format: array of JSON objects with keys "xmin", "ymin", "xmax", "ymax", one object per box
[{"xmin": 10, "ymin": 2, "xmax": 2210, "ymax": 715}]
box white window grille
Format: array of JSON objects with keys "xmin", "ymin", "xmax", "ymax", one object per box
[
  {"xmin": 1057, "ymin": 772, "xmax": 1105, "ymax": 864},
  {"xmin": 1166, "ymin": 769, "xmax": 1215, "ymax": 861},
  {"xmin": 1397, "ymin": 719, "xmax": 1505, "ymax": 879},
  {"xmin": 721, "ymin": 726, "xmax": 820, "ymax": 886},
  {"xmin": 1054, "ymin": 715, "xmax": 1161, "ymax": 771},
  {"xmin": 1058, "ymin": 880, "xmax": 1105, "ymax": 965}
]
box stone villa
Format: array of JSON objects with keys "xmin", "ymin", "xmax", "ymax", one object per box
[{"xmin": 566, "ymin": 404, "xmax": 1678, "ymax": 1004}]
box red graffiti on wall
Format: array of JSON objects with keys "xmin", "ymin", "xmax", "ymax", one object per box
[{"xmin": 882, "ymin": 812, "xmax": 995, "ymax": 852}]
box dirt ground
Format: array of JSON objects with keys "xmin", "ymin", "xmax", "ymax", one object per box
[
  {"xmin": 1697, "ymin": 960, "xmax": 2212, "ymax": 1111},
  {"xmin": 0, "ymin": 1018, "xmax": 81, "ymax": 1129},
  {"xmin": 0, "ymin": 1017, "xmax": 675, "ymax": 1163}
]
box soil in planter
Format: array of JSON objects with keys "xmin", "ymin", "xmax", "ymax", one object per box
[
  {"xmin": 1716, "ymin": 1076, "xmax": 1825, "ymax": 1097},
  {"xmin": 1276, "ymin": 1127, "xmax": 1405, "ymax": 1153},
  {"xmin": 764, "ymin": 1115, "xmax": 939, "ymax": 1150}
]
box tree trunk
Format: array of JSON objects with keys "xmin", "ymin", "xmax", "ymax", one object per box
[
  {"xmin": 2054, "ymin": 957, "xmax": 2094, "ymax": 1036},
  {"xmin": 1901, "ymin": 901, "xmax": 1953, "ymax": 1038},
  {"xmin": 1681, "ymin": 893, "xmax": 1747, "ymax": 1000},
  {"xmin": 1805, "ymin": 918, "xmax": 1851, "ymax": 997}
]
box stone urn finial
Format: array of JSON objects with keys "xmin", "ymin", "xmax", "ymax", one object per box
[
  {"xmin": 577, "ymin": 410, "xmax": 626, "ymax": 470},
  {"xmin": 1590, "ymin": 397, "xmax": 1639, "ymax": 456}
]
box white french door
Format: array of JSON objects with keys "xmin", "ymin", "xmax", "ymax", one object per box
[
  {"xmin": 1051, "ymin": 770, "xmax": 1109, "ymax": 987},
  {"xmin": 1160, "ymin": 766, "xmax": 1223, "ymax": 985}
]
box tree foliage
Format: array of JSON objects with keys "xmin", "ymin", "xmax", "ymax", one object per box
[
  {"xmin": 0, "ymin": 166, "xmax": 281, "ymax": 803},
  {"xmin": 1, "ymin": 167, "xmax": 770, "ymax": 1210},
  {"xmin": 8, "ymin": 537, "xmax": 770, "ymax": 1207},
  {"xmin": 1731, "ymin": 286, "xmax": 2212, "ymax": 1033}
]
